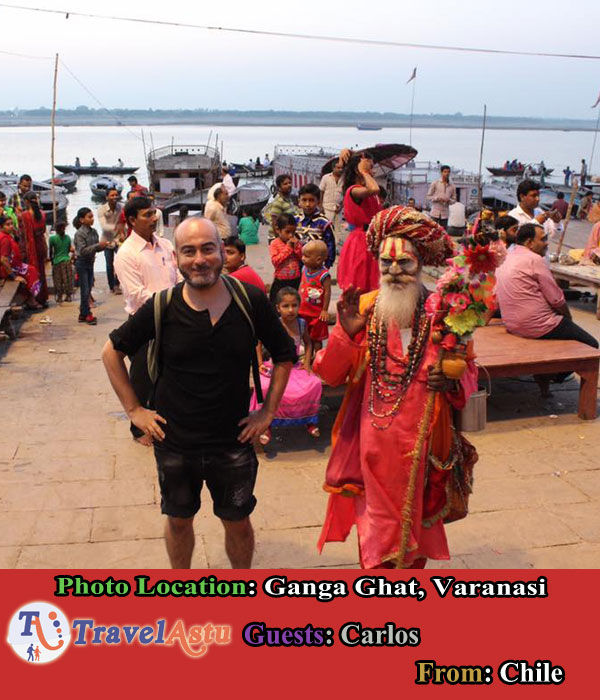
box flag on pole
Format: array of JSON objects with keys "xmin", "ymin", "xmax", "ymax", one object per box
[{"xmin": 406, "ymin": 67, "xmax": 417, "ymax": 84}]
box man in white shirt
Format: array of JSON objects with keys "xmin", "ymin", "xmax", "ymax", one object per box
[
  {"xmin": 426, "ymin": 165, "xmax": 456, "ymax": 228},
  {"xmin": 221, "ymin": 167, "xmax": 236, "ymax": 197},
  {"xmin": 319, "ymin": 161, "xmax": 344, "ymax": 237},
  {"xmin": 114, "ymin": 195, "xmax": 180, "ymax": 444},
  {"xmin": 509, "ymin": 179, "xmax": 553, "ymax": 227},
  {"xmin": 446, "ymin": 200, "xmax": 466, "ymax": 238},
  {"xmin": 203, "ymin": 187, "xmax": 231, "ymax": 239}
]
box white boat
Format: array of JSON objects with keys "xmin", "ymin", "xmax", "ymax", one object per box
[{"xmin": 90, "ymin": 176, "xmax": 123, "ymax": 199}]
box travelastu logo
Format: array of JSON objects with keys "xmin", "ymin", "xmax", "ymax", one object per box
[
  {"xmin": 7, "ymin": 601, "xmax": 231, "ymax": 662},
  {"xmin": 7, "ymin": 601, "xmax": 71, "ymax": 664}
]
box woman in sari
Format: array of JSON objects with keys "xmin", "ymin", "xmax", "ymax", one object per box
[
  {"xmin": 20, "ymin": 191, "xmax": 49, "ymax": 305},
  {"xmin": 336, "ymin": 150, "xmax": 382, "ymax": 293},
  {"xmin": 0, "ymin": 215, "xmax": 42, "ymax": 309}
]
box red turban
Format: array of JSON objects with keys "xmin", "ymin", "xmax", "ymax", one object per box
[{"xmin": 366, "ymin": 206, "xmax": 455, "ymax": 266}]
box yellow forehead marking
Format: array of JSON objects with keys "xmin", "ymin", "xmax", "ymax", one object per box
[{"xmin": 379, "ymin": 237, "xmax": 414, "ymax": 261}]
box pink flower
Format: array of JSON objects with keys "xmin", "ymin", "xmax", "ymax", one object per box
[{"xmin": 446, "ymin": 292, "xmax": 470, "ymax": 314}]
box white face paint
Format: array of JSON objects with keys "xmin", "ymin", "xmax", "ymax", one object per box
[{"xmin": 377, "ymin": 237, "xmax": 422, "ymax": 328}]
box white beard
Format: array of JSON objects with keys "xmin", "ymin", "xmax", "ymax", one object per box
[{"xmin": 377, "ymin": 278, "xmax": 421, "ymax": 329}]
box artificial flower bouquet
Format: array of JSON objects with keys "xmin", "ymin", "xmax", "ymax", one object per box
[{"xmin": 426, "ymin": 236, "xmax": 506, "ymax": 379}]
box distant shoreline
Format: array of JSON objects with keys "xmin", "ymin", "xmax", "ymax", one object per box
[
  {"xmin": 0, "ymin": 112, "xmax": 597, "ymax": 132},
  {"xmin": 0, "ymin": 120, "xmax": 596, "ymax": 133}
]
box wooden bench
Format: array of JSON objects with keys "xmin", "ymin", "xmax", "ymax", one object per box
[
  {"xmin": 474, "ymin": 324, "xmax": 600, "ymax": 420},
  {"xmin": 550, "ymin": 262, "xmax": 600, "ymax": 319},
  {"xmin": 0, "ymin": 279, "xmax": 21, "ymax": 339}
]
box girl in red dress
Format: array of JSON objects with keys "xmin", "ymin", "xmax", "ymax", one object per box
[{"xmin": 337, "ymin": 151, "xmax": 382, "ymax": 293}]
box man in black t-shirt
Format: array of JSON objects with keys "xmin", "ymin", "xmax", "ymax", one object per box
[{"xmin": 102, "ymin": 218, "xmax": 296, "ymax": 569}]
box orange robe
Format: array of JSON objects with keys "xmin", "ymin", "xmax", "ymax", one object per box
[{"xmin": 313, "ymin": 291, "xmax": 478, "ymax": 568}]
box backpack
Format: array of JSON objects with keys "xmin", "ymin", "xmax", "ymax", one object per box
[{"xmin": 146, "ymin": 275, "xmax": 264, "ymax": 404}]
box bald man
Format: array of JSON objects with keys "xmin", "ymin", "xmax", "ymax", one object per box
[{"xmin": 103, "ymin": 218, "xmax": 296, "ymax": 569}]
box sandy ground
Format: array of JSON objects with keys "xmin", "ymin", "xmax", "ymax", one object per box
[{"xmin": 0, "ymin": 220, "xmax": 598, "ymax": 569}]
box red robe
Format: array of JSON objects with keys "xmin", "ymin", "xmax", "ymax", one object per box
[{"xmin": 313, "ymin": 290, "xmax": 478, "ymax": 568}]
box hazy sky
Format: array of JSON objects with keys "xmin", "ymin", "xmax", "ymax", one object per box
[{"xmin": 1, "ymin": 0, "xmax": 599, "ymax": 119}]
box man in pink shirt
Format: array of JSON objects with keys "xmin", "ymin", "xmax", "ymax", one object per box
[
  {"xmin": 496, "ymin": 223, "xmax": 598, "ymax": 348},
  {"xmin": 114, "ymin": 196, "xmax": 180, "ymax": 443}
]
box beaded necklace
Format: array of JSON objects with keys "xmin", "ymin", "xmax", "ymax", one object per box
[{"xmin": 367, "ymin": 291, "xmax": 430, "ymax": 430}]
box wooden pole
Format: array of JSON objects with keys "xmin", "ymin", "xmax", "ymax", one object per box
[
  {"xmin": 409, "ymin": 78, "xmax": 416, "ymax": 147},
  {"xmin": 555, "ymin": 176, "xmax": 579, "ymax": 257},
  {"xmin": 477, "ymin": 104, "xmax": 487, "ymax": 209},
  {"xmin": 141, "ymin": 129, "xmax": 150, "ymax": 193},
  {"xmin": 50, "ymin": 53, "xmax": 59, "ymax": 228},
  {"xmin": 590, "ymin": 107, "xmax": 600, "ymax": 174}
]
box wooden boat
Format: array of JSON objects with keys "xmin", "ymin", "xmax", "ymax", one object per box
[
  {"xmin": 230, "ymin": 163, "xmax": 273, "ymax": 178},
  {"xmin": 487, "ymin": 166, "xmax": 554, "ymax": 177},
  {"xmin": 0, "ymin": 181, "xmax": 68, "ymax": 226},
  {"xmin": 147, "ymin": 143, "xmax": 221, "ymax": 203},
  {"xmin": 44, "ymin": 172, "xmax": 78, "ymax": 193},
  {"xmin": 161, "ymin": 181, "xmax": 270, "ymax": 218},
  {"xmin": 55, "ymin": 164, "xmax": 139, "ymax": 175},
  {"xmin": 90, "ymin": 176, "xmax": 123, "ymax": 199}
]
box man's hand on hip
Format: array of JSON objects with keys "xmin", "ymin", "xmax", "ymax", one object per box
[
  {"xmin": 238, "ymin": 408, "xmax": 274, "ymax": 443},
  {"xmin": 129, "ymin": 406, "xmax": 167, "ymax": 442}
]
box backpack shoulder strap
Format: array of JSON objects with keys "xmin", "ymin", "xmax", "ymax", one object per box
[
  {"xmin": 223, "ymin": 274, "xmax": 255, "ymax": 337},
  {"xmin": 147, "ymin": 286, "xmax": 174, "ymax": 385},
  {"xmin": 222, "ymin": 274, "xmax": 264, "ymax": 404}
]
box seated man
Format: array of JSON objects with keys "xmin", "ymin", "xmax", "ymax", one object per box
[
  {"xmin": 496, "ymin": 223, "xmax": 598, "ymax": 349},
  {"xmin": 223, "ymin": 236, "xmax": 266, "ymax": 293}
]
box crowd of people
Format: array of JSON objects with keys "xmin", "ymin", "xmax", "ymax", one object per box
[{"xmin": 3, "ymin": 150, "xmax": 599, "ymax": 572}]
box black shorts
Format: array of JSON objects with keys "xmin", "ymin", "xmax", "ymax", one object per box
[{"xmin": 154, "ymin": 443, "xmax": 259, "ymax": 521}]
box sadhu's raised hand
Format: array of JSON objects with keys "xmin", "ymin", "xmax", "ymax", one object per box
[{"xmin": 337, "ymin": 285, "xmax": 373, "ymax": 340}]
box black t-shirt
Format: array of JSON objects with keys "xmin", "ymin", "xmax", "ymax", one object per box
[{"xmin": 109, "ymin": 281, "xmax": 296, "ymax": 452}]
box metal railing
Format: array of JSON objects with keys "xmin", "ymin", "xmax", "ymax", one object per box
[{"xmin": 148, "ymin": 144, "xmax": 220, "ymax": 160}]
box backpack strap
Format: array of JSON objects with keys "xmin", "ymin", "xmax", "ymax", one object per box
[
  {"xmin": 222, "ymin": 275, "xmax": 264, "ymax": 404},
  {"xmin": 147, "ymin": 286, "xmax": 174, "ymax": 386}
]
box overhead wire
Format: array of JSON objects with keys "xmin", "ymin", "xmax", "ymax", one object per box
[
  {"xmin": 0, "ymin": 2, "xmax": 599, "ymax": 61},
  {"xmin": 59, "ymin": 60, "xmax": 144, "ymax": 141}
]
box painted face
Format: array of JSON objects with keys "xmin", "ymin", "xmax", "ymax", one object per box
[{"xmin": 378, "ymin": 237, "xmax": 420, "ymax": 286}]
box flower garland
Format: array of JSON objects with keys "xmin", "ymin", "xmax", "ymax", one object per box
[{"xmin": 426, "ymin": 235, "xmax": 506, "ymax": 350}]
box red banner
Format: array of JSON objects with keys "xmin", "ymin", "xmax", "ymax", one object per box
[{"xmin": 2, "ymin": 570, "xmax": 594, "ymax": 696}]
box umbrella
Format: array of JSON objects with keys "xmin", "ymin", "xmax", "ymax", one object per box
[{"xmin": 320, "ymin": 143, "xmax": 418, "ymax": 178}]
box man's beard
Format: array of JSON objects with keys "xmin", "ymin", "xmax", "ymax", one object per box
[
  {"xmin": 181, "ymin": 262, "xmax": 222, "ymax": 289},
  {"xmin": 377, "ymin": 275, "xmax": 421, "ymax": 328}
]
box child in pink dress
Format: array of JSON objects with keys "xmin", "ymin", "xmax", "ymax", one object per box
[{"xmin": 250, "ymin": 287, "xmax": 322, "ymax": 445}]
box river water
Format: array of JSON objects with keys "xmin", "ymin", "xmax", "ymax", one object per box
[
  {"xmin": 1, "ymin": 123, "xmax": 596, "ymax": 194},
  {"xmin": 0, "ymin": 123, "xmax": 595, "ymax": 268}
]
